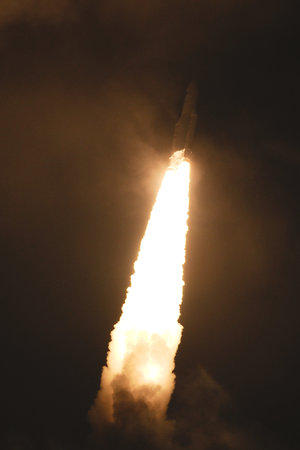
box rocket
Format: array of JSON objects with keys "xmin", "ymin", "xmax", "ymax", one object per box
[{"xmin": 172, "ymin": 82, "xmax": 198, "ymax": 156}]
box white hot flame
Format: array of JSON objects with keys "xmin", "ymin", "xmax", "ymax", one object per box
[{"xmin": 90, "ymin": 150, "xmax": 190, "ymax": 426}]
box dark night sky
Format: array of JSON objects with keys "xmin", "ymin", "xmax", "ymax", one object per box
[{"xmin": 1, "ymin": 1, "xmax": 299, "ymax": 449}]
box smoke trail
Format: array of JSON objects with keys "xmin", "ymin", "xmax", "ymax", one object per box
[{"xmin": 89, "ymin": 150, "xmax": 190, "ymax": 447}]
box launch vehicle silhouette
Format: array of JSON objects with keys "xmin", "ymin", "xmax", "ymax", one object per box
[{"xmin": 172, "ymin": 82, "xmax": 198, "ymax": 155}]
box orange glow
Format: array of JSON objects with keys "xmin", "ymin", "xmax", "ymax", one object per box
[{"xmin": 90, "ymin": 150, "xmax": 190, "ymax": 424}]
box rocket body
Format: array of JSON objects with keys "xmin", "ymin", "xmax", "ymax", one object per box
[{"xmin": 172, "ymin": 82, "xmax": 198, "ymax": 154}]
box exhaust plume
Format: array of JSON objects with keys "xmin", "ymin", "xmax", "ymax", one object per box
[{"xmin": 89, "ymin": 150, "xmax": 190, "ymax": 446}]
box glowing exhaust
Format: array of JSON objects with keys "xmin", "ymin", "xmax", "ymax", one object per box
[{"xmin": 90, "ymin": 150, "xmax": 190, "ymax": 428}]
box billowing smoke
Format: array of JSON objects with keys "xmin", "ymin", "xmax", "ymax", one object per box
[{"xmin": 89, "ymin": 151, "xmax": 190, "ymax": 448}]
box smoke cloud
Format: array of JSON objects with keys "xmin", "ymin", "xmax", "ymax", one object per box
[
  {"xmin": 87, "ymin": 364, "xmax": 271, "ymax": 450},
  {"xmin": 90, "ymin": 381, "xmax": 174, "ymax": 450},
  {"xmin": 171, "ymin": 366, "xmax": 245, "ymax": 450},
  {"xmin": 89, "ymin": 356, "xmax": 176, "ymax": 449}
]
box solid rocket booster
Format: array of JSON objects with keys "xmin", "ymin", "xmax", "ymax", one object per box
[{"xmin": 172, "ymin": 82, "xmax": 198, "ymax": 154}]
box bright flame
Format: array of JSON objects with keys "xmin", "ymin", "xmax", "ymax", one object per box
[{"xmin": 90, "ymin": 150, "xmax": 190, "ymax": 426}]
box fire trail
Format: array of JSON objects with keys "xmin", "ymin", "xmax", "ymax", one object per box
[{"xmin": 89, "ymin": 150, "xmax": 190, "ymax": 442}]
